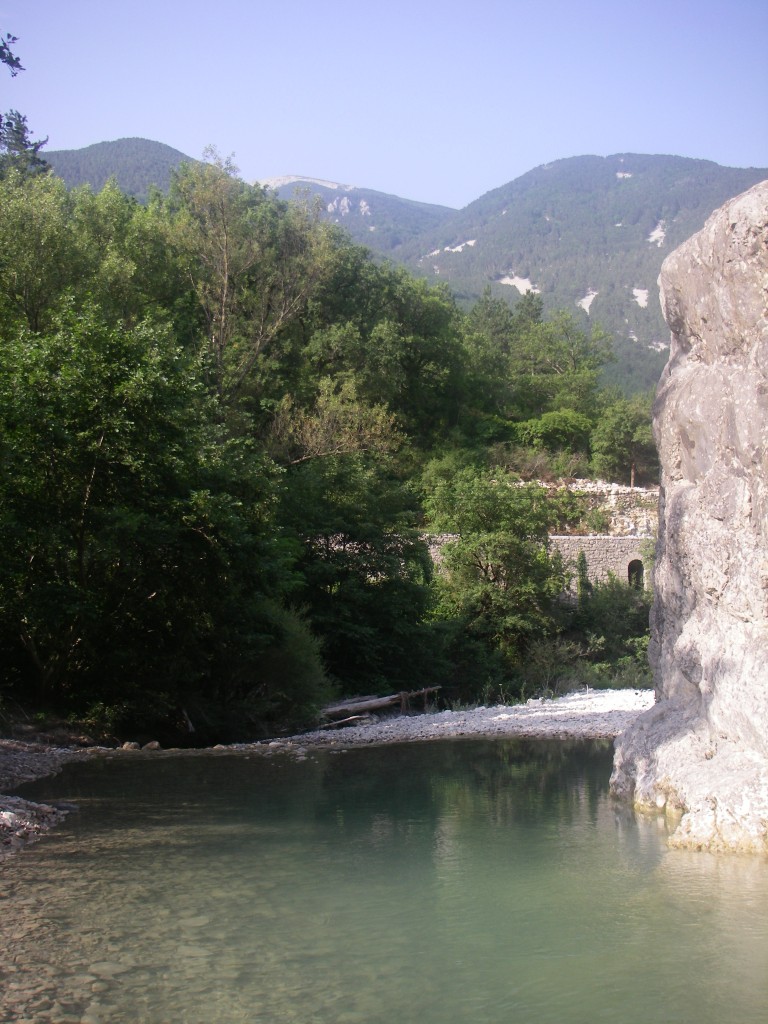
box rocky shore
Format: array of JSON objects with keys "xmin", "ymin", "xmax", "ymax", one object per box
[
  {"xmin": 0, "ymin": 741, "xmax": 93, "ymax": 860},
  {"xmin": 1, "ymin": 688, "xmax": 654, "ymax": 860},
  {"xmin": 272, "ymin": 687, "xmax": 655, "ymax": 749}
]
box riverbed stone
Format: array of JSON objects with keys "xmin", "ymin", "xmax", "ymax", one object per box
[
  {"xmin": 178, "ymin": 915, "xmax": 210, "ymax": 928},
  {"xmin": 611, "ymin": 179, "xmax": 768, "ymax": 853},
  {"xmin": 88, "ymin": 962, "xmax": 132, "ymax": 978}
]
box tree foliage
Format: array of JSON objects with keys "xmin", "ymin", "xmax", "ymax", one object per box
[
  {"xmin": 169, "ymin": 151, "xmax": 333, "ymax": 404},
  {"xmin": 0, "ymin": 32, "xmax": 48, "ymax": 179},
  {"xmin": 423, "ymin": 468, "xmax": 570, "ymax": 699},
  {"xmin": 590, "ymin": 392, "xmax": 658, "ymax": 485},
  {"xmin": 0, "ymin": 110, "xmax": 48, "ymax": 177},
  {"xmin": 0, "ymin": 156, "xmax": 656, "ymax": 738},
  {"xmin": 1, "ymin": 32, "xmax": 23, "ymax": 75}
]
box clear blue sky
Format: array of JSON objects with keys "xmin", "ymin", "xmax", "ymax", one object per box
[{"xmin": 2, "ymin": 0, "xmax": 766, "ymax": 208}]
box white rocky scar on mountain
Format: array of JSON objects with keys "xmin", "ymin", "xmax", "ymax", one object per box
[
  {"xmin": 611, "ymin": 179, "xmax": 768, "ymax": 854},
  {"xmin": 444, "ymin": 239, "xmax": 476, "ymax": 253},
  {"xmin": 498, "ymin": 274, "xmax": 540, "ymax": 295},
  {"xmin": 577, "ymin": 289, "xmax": 598, "ymax": 313},
  {"xmin": 259, "ymin": 175, "xmax": 356, "ymax": 192},
  {"xmin": 647, "ymin": 220, "xmax": 667, "ymax": 246}
]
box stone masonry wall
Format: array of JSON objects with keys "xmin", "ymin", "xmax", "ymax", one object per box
[
  {"xmin": 429, "ymin": 533, "xmax": 652, "ymax": 592},
  {"xmin": 428, "ymin": 482, "xmax": 658, "ymax": 591},
  {"xmin": 550, "ymin": 480, "xmax": 659, "ymax": 537},
  {"xmin": 550, "ymin": 535, "xmax": 651, "ymax": 593}
]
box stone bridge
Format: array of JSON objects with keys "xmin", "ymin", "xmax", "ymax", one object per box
[
  {"xmin": 428, "ymin": 533, "xmax": 653, "ymax": 592},
  {"xmin": 427, "ymin": 481, "xmax": 658, "ymax": 595},
  {"xmin": 550, "ymin": 535, "xmax": 652, "ymax": 593}
]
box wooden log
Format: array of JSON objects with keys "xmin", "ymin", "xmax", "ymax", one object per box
[
  {"xmin": 321, "ymin": 686, "xmax": 441, "ymax": 721},
  {"xmin": 322, "ymin": 695, "xmax": 400, "ymax": 719},
  {"xmin": 318, "ymin": 714, "xmax": 374, "ymax": 730}
]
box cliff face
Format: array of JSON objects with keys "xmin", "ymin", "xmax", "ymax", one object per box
[{"xmin": 611, "ymin": 180, "xmax": 768, "ymax": 853}]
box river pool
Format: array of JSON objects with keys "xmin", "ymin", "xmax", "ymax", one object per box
[{"xmin": 1, "ymin": 739, "xmax": 766, "ymax": 1023}]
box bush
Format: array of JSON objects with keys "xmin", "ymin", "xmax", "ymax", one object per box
[
  {"xmin": 583, "ymin": 507, "xmax": 611, "ymax": 534},
  {"xmin": 573, "ymin": 574, "xmax": 651, "ymax": 663},
  {"xmin": 515, "ymin": 409, "xmax": 593, "ymax": 454}
]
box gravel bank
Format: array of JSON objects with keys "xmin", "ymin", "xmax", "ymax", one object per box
[
  {"xmin": 1, "ymin": 689, "xmax": 654, "ymax": 859},
  {"xmin": 276, "ymin": 687, "xmax": 655, "ymax": 749},
  {"xmin": 0, "ymin": 741, "xmax": 94, "ymax": 860}
]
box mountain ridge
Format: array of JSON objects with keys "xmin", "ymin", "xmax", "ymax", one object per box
[
  {"xmin": 42, "ymin": 139, "xmax": 768, "ymax": 390},
  {"xmin": 45, "ymin": 137, "xmax": 195, "ymax": 203}
]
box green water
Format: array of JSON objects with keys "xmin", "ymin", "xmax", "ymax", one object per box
[{"xmin": 2, "ymin": 739, "xmax": 767, "ymax": 1024}]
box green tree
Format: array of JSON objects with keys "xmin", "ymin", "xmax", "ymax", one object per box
[
  {"xmin": 507, "ymin": 311, "xmax": 613, "ymax": 419},
  {"xmin": 0, "ymin": 169, "xmax": 79, "ymax": 330},
  {"xmin": 590, "ymin": 393, "xmax": 658, "ymax": 485},
  {"xmin": 1, "ymin": 32, "xmax": 23, "ymax": 75},
  {"xmin": 461, "ymin": 293, "xmax": 613, "ymax": 448},
  {"xmin": 424, "ymin": 468, "xmax": 569, "ymax": 699},
  {"xmin": 515, "ymin": 408, "xmax": 593, "ymax": 455},
  {"xmin": 576, "ymin": 550, "xmax": 592, "ymax": 606},
  {"xmin": 0, "ymin": 304, "xmax": 209, "ymax": 701},
  {"xmin": 568, "ymin": 573, "xmax": 652, "ymax": 674},
  {"xmin": 279, "ymin": 453, "xmax": 436, "ymax": 692},
  {"xmin": 0, "ymin": 172, "xmax": 187, "ymax": 334},
  {"xmin": 302, "ymin": 244, "xmax": 468, "ymax": 446},
  {"xmin": 71, "ymin": 178, "xmax": 190, "ymax": 330},
  {"xmin": 460, "ymin": 288, "xmax": 518, "ymax": 430},
  {"xmin": 0, "ymin": 299, "xmax": 329, "ymax": 734},
  {"xmin": 0, "ymin": 109, "xmax": 48, "ymax": 177},
  {"xmin": 169, "ymin": 150, "xmax": 332, "ymax": 403},
  {"xmin": 0, "ymin": 32, "xmax": 48, "ymax": 178},
  {"xmin": 267, "ymin": 377, "xmax": 400, "ymax": 467}
]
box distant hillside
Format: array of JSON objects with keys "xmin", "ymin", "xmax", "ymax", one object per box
[
  {"xmin": 397, "ymin": 155, "xmax": 768, "ymax": 390},
  {"xmin": 276, "ymin": 155, "xmax": 768, "ymax": 392},
  {"xmin": 41, "ymin": 142, "xmax": 768, "ymax": 392},
  {"xmin": 45, "ymin": 138, "xmax": 194, "ymax": 203},
  {"xmin": 260, "ymin": 175, "xmax": 455, "ymax": 252}
]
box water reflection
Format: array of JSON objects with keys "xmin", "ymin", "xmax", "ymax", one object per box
[{"xmin": 1, "ymin": 739, "xmax": 766, "ymax": 1023}]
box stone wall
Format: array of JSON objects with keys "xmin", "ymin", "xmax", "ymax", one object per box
[
  {"xmin": 550, "ymin": 535, "xmax": 650, "ymax": 592},
  {"xmin": 428, "ymin": 533, "xmax": 652, "ymax": 594},
  {"xmin": 562, "ymin": 481, "xmax": 658, "ymax": 537}
]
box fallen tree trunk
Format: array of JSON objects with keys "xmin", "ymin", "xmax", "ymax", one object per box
[
  {"xmin": 318, "ymin": 714, "xmax": 375, "ymax": 730},
  {"xmin": 321, "ymin": 687, "xmax": 441, "ymax": 721}
]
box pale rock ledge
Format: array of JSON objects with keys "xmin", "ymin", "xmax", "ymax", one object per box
[{"xmin": 611, "ymin": 179, "xmax": 768, "ymax": 854}]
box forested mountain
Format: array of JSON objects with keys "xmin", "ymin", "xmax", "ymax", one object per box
[
  {"xmin": 398, "ymin": 154, "xmax": 768, "ymax": 389},
  {"xmin": 40, "ymin": 142, "xmax": 766, "ymax": 391},
  {"xmin": 261, "ymin": 175, "xmax": 454, "ymax": 251},
  {"xmin": 269, "ymin": 156, "xmax": 768, "ymax": 392},
  {"xmin": 45, "ymin": 138, "xmax": 194, "ymax": 202}
]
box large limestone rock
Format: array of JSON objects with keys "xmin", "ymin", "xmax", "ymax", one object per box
[{"xmin": 611, "ymin": 180, "xmax": 768, "ymax": 853}]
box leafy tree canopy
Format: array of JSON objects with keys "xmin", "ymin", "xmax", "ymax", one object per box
[{"xmin": 0, "ymin": 153, "xmax": 657, "ymax": 738}]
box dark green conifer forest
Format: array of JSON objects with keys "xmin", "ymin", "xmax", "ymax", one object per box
[{"xmin": 0, "ymin": 153, "xmax": 657, "ymax": 740}]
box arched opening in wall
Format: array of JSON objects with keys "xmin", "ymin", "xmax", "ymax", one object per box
[{"xmin": 628, "ymin": 559, "xmax": 644, "ymax": 589}]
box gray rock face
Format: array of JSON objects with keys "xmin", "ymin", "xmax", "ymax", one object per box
[{"xmin": 611, "ymin": 180, "xmax": 768, "ymax": 853}]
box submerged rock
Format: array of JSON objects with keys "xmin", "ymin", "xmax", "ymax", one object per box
[{"xmin": 611, "ymin": 180, "xmax": 768, "ymax": 853}]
